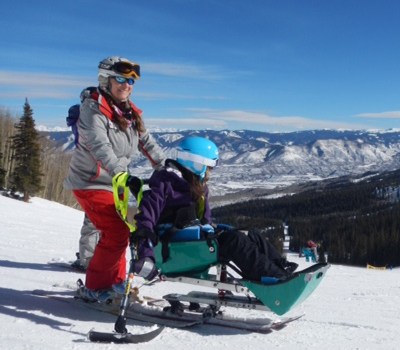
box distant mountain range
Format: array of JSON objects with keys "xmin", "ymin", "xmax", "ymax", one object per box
[{"xmin": 41, "ymin": 128, "xmax": 400, "ymax": 201}]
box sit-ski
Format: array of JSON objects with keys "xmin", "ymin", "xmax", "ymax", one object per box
[
  {"xmin": 86, "ymin": 175, "xmax": 330, "ymax": 343},
  {"xmin": 154, "ymin": 229, "xmax": 329, "ymax": 317}
]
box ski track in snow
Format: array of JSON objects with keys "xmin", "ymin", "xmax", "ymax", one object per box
[{"xmin": 0, "ymin": 195, "xmax": 400, "ymax": 349}]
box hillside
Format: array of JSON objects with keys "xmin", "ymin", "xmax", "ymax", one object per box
[
  {"xmin": 213, "ymin": 169, "xmax": 400, "ymax": 267},
  {"xmin": 0, "ymin": 194, "xmax": 399, "ymax": 349}
]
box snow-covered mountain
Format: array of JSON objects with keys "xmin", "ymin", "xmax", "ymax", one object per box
[
  {"xmin": 41, "ymin": 128, "xmax": 400, "ymax": 197},
  {"xmin": 1, "ymin": 193, "xmax": 399, "ymax": 349}
]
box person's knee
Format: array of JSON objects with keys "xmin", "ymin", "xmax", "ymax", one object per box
[{"xmin": 218, "ymin": 229, "xmax": 244, "ymax": 244}]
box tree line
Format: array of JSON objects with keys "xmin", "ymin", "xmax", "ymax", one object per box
[
  {"xmin": 0, "ymin": 102, "xmax": 76, "ymax": 206},
  {"xmin": 212, "ymin": 171, "xmax": 400, "ymax": 267}
]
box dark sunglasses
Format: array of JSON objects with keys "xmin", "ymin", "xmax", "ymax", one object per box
[
  {"xmin": 114, "ymin": 76, "xmax": 135, "ymax": 85},
  {"xmin": 113, "ymin": 62, "xmax": 140, "ymax": 79}
]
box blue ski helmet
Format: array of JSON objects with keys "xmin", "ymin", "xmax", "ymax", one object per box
[{"xmin": 176, "ymin": 137, "xmax": 219, "ymax": 180}]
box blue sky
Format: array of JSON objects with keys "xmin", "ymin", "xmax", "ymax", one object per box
[{"xmin": 1, "ymin": 0, "xmax": 400, "ymax": 132}]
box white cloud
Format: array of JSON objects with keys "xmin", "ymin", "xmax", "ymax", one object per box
[
  {"xmin": 178, "ymin": 108, "xmax": 221, "ymax": 112},
  {"xmin": 145, "ymin": 118, "xmax": 227, "ymax": 128},
  {"xmin": 189, "ymin": 110, "xmax": 370, "ymax": 130},
  {"xmin": 355, "ymin": 111, "xmax": 400, "ymax": 119},
  {"xmin": 136, "ymin": 93, "xmax": 225, "ymax": 101},
  {"xmin": 143, "ymin": 109, "xmax": 372, "ymax": 131},
  {"xmin": 0, "ymin": 90, "xmax": 76, "ymax": 99},
  {"xmin": 0, "ymin": 70, "xmax": 226, "ymax": 101},
  {"xmin": 143, "ymin": 63, "xmax": 224, "ymax": 80},
  {"xmin": 0, "ymin": 71, "xmax": 93, "ymax": 88}
]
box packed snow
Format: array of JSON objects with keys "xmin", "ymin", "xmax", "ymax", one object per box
[{"xmin": 1, "ymin": 194, "xmax": 399, "ymax": 350}]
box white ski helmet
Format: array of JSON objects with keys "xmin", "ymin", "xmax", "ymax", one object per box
[{"xmin": 98, "ymin": 56, "xmax": 140, "ymax": 91}]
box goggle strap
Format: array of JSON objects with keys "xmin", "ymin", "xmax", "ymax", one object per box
[{"xmin": 176, "ymin": 150, "xmax": 217, "ymax": 167}]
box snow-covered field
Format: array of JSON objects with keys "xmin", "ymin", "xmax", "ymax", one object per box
[{"xmin": 1, "ymin": 194, "xmax": 399, "ymax": 350}]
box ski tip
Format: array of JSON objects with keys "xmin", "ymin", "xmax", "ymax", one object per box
[{"xmin": 88, "ymin": 326, "xmax": 164, "ymax": 343}]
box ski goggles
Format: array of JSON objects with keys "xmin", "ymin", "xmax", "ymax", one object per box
[
  {"xmin": 114, "ymin": 76, "xmax": 135, "ymax": 85},
  {"xmin": 98, "ymin": 61, "xmax": 141, "ymax": 79}
]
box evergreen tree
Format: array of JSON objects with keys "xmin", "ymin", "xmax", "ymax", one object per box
[
  {"xmin": 0, "ymin": 149, "xmax": 5, "ymax": 189},
  {"xmin": 10, "ymin": 99, "xmax": 42, "ymax": 202}
]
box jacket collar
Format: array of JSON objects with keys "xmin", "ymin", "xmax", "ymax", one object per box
[{"xmin": 91, "ymin": 91, "xmax": 143, "ymax": 121}]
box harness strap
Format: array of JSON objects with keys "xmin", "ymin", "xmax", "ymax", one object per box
[
  {"xmin": 159, "ymin": 204, "xmax": 201, "ymax": 263},
  {"xmin": 160, "ymin": 226, "xmax": 179, "ymax": 263},
  {"xmin": 197, "ymin": 196, "xmax": 205, "ymax": 220}
]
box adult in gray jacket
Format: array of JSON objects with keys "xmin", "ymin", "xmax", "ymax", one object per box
[{"xmin": 64, "ymin": 56, "xmax": 165, "ymax": 300}]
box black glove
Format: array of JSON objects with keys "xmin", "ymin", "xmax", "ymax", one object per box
[
  {"xmin": 126, "ymin": 175, "xmax": 142, "ymax": 198},
  {"xmin": 130, "ymin": 227, "xmax": 158, "ymax": 246}
]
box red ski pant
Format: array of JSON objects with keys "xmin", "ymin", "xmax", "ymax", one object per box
[{"xmin": 73, "ymin": 190, "xmax": 130, "ymax": 290}]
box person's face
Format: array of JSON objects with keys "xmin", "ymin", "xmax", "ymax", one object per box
[{"xmin": 109, "ymin": 77, "xmax": 133, "ymax": 103}]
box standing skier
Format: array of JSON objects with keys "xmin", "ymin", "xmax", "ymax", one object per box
[
  {"xmin": 303, "ymin": 240, "xmax": 318, "ymax": 262},
  {"xmin": 64, "ymin": 56, "xmax": 166, "ymax": 301}
]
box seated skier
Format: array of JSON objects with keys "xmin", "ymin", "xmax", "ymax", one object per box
[
  {"xmin": 127, "ymin": 136, "xmax": 298, "ymax": 282},
  {"xmin": 129, "ymin": 137, "xmax": 298, "ymax": 281}
]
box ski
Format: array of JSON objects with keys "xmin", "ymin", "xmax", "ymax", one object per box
[
  {"xmin": 32, "ymin": 289, "xmax": 203, "ymax": 329},
  {"xmin": 32, "ymin": 286, "xmax": 303, "ymax": 334},
  {"xmin": 115, "ymin": 307, "xmax": 208, "ymax": 329},
  {"xmin": 48, "ymin": 260, "xmax": 86, "ymax": 273},
  {"xmin": 124, "ymin": 302, "xmax": 303, "ymax": 333},
  {"xmin": 142, "ymin": 293, "xmax": 304, "ymax": 331}
]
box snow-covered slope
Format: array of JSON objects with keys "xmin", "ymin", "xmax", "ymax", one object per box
[{"xmin": 0, "ymin": 194, "xmax": 399, "ymax": 349}]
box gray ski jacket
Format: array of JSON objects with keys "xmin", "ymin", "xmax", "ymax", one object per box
[{"xmin": 64, "ymin": 93, "xmax": 165, "ymax": 192}]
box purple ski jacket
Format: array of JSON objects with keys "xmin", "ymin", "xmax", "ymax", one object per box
[{"xmin": 134, "ymin": 160, "xmax": 212, "ymax": 234}]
